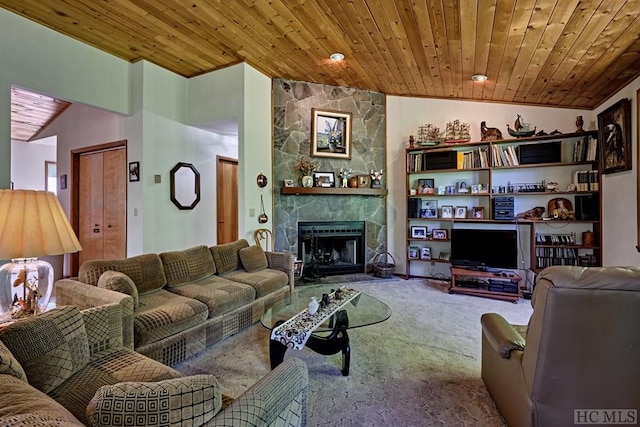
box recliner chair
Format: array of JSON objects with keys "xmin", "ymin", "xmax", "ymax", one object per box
[{"xmin": 481, "ymin": 265, "xmax": 640, "ymax": 427}]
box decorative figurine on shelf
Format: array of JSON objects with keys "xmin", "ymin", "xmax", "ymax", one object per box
[
  {"xmin": 576, "ymin": 115, "xmax": 584, "ymax": 132},
  {"xmin": 409, "ymin": 135, "xmax": 415, "ymax": 148},
  {"xmin": 480, "ymin": 121, "xmax": 503, "ymax": 141},
  {"xmin": 338, "ymin": 168, "xmax": 352, "ymax": 188},
  {"xmin": 506, "ymin": 114, "xmax": 536, "ymax": 138},
  {"xmin": 370, "ymin": 169, "xmax": 383, "ymax": 189}
]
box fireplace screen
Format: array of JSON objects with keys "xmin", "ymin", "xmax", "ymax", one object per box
[{"xmin": 297, "ymin": 221, "xmax": 365, "ymax": 276}]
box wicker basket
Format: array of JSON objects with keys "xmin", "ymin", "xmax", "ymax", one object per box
[{"xmin": 372, "ymin": 252, "xmax": 396, "ymax": 278}]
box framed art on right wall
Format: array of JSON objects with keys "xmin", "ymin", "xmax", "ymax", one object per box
[{"xmin": 598, "ymin": 97, "xmax": 631, "ymax": 174}]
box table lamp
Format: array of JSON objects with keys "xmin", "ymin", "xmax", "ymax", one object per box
[{"xmin": 0, "ymin": 190, "xmax": 82, "ymax": 322}]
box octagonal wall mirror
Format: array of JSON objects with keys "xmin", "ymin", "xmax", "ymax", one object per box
[{"xmin": 170, "ymin": 162, "xmax": 201, "ymax": 210}]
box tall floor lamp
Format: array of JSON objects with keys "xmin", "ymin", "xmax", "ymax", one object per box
[{"xmin": 0, "ymin": 190, "xmax": 82, "ymax": 322}]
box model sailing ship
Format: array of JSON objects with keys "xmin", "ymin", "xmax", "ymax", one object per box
[
  {"xmin": 506, "ymin": 114, "xmax": 536, "ymax": 138},
  {"xmin": 444, "ymin": 119, "xmax": 471, "ymax": 143},
  {"xmin": 416, "ymin": 124, "xmax": 442, "ymax": 146}
]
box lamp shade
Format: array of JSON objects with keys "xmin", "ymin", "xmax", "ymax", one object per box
[{"xmin": 0, "ymin": 190, "xmax": 82, "ymax": 259}]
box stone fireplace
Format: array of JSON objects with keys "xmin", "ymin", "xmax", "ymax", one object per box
[
  {"xmin": 272, "ymin": 79, "xmax": 387, "ymax": 269},
  {"xmin": 298, "ymin": 221, "xmax": 365, "ymax": 276}
]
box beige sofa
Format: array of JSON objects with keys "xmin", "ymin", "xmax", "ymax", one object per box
[
  {"xmin": 56, "ymin": 239, "xmax": 294, "ymax": 366},
  {"xmin": 481, "ymin": 265, "xmax": 640, "ymax": 427},
  {"xmin": 0, "ymin": 303, "xmax": 308, "ymax": 426}
]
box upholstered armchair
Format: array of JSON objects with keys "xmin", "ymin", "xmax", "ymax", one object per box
[{"xmin": 481, "ymin": 265, "xmax": 640, "ymax": 427}]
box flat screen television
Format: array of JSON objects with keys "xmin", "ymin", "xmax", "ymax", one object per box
[{"xmin": 450, "ymin": 228, "xmax": 518, "ymax": 270}]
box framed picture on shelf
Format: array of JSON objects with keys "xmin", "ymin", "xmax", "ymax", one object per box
[
  {"xmin": 437, "ymin": 185, "xmax": 446, "ymax": 195},
  {"xmin": 417, "ymin": 178, "xmax": 435, "ymax": 194},
  {"xmin": 313, "ymin": 172, "xmax": 335, "ymax": 187},
  {"xmin": 439, "ymin": 251, "xmax": 451, "ymax": 261},
  {"xmin": 421, "ymin": 200, "xmax": 438, "ymax": 218},
  {"xmin": 411, "ymin": 226, "xmax": 427, "ymax": 239},
  {"xmin": 432, "ymin": 229, "xmax": 448, "ymax": 240},
  {"xmin": 311, "ymin": 108, "xmax": 352, "ymax": 159},
  {"xmin": 446, "ymin": 185, "xmax": 456, "ymax": 195},
  {"xmin": 420, "ymin": 247, "xmax": 431, "ymax": 260},
  {"xmin": 472, "ymin": 206, "xmax": 485, "ymax": 219},
  {"xmin": 283, "ymin": 179, "xmax": 294, "ymax": 187},
  {"xmin": 456, "ymin": 179, "xmax": 470, "ymax": 193},
  {"xmin": 455, "ymin": 206, "xmax": 467, "ymax": 219},
  {"xmin": 441, "ymin": 205, "xmax": 453, "ymax": 219},
  {"xmin": 408, "ymin": 246, "xmax": 419, "ymax": 259},
  {"xmin": 471, "ymin": 184, "xmax": 480, "ymax": 194},
  {"xmin": 597, "ymin": 98, "xmax": 631, "ymax": 174},
  {"xmin": 479, "ymin": 184, "xmax": 489, "ymax": 193}
]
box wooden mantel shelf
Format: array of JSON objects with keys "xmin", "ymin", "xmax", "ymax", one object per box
[{"xmin": 281, "ymin": 187, "xmax": 388, "ymax": 196}]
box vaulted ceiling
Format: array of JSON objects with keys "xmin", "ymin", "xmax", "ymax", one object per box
[{"xmin": 2, "ymin": 0, "xmax": 640, "ymax": 119}]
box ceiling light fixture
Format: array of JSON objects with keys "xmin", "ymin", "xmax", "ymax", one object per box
[
  {"xmin": 329, "ymin": 52, "xmax": 345, "ymax": 61},
  {"xmin": 471, "ymin": 74, "xmax": 488, "ymax": 82}
]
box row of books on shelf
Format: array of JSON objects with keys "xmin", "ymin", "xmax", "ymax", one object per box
[
  {"xmin": 573, "ymin": 170, "xmax": 599, "ymax": 191},
  {"xmin": 492, "ymin": 145, "xmax": 519, "ymax": 167},
  {"xmin": 535, "ymin": 253, "xmax": 598, "ymax": 269},
  {"xmin": 457, "ymin": 149, "xmax": 488, "ymax": 169},
  {"xmin": 535, "ymin": 233, "xmax": 576, "ymax": 245},
  {"xmin": 573, "ymin": 136, "xmax": 598, "ymax": 162}
]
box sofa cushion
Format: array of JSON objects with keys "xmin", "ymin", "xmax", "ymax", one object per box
[
  {"xmin": 0, "ymin": 306, "xmax": 90, "ymax": 394},
  {"xmin": 135, "ymin": 290, "xmax": 209, "ymax": 347},
  {"xmin": 79, "ymin": 253, "xmax": 167, "ymax": 294},
  {"xmin": 222, "ymin": 269, "xmax": 289, "ymax": 298},
  {"xmin": 49, "ymin": 347, "xmax": 181, "ymax": 425},
  {"xmin": 209, "ymin": 239, "xmax": 250, "ymax": 274},
  {"xmin": 0, "ymin": 340, "xmax": 27, "ymax": 382},
  {"xmin": 0, "ymin": 375, "xmax": 84, "ymax": 426},
  {"xmin": 86, "ymin": 375, "xmax": 222, "ymax": 427},
  {"xmin": 167, "ymin": 276, "xmax": 257, "ymax": 318},
  {"xmin": 160, "ymin": 245, "xmax": 217, "ymax": 287},
  {"xmin": 239, "ymin": 245, "xmax": 268, "ymax": 272},
  {"xmin": 98, "ymin": 270, "xmax": 139, "ymax": 309}
]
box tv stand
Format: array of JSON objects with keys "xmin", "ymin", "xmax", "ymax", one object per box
[{"xmin": 449, "ymin": 267, "xmax": 522, "ymax": 303}]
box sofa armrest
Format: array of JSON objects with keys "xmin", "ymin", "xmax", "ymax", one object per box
[
  {"xmin": 86, "ymin": 375, "xmax": 222, "ymax": 427},
  {"xmin": 265, "ymin": 251, "xmax": 295, "ymax": 294},
  {"xmin": 481, "ymin": 313, "xmax": 525, "ymax": 359},
  {"xmin": 81, "ymin": 303, "xmax": 124, "ymax": 355},
  {"xmin": 207, "ymin": 357, "xmax": 308, "ymax": 427},
  {"xmin": 56, "ymin": 279, "xmax": 135, "ymax": 349}
]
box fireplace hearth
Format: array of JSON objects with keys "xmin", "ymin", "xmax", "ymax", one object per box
[{"xmin": 298, "ymin": 221, "xmax": 365, "ymax": 276}]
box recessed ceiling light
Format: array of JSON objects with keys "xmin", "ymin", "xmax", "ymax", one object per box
[
  {"xmin": 471, "ymin": 74, "xmax": 488, "ymax": 82},
  {"xmin": 330, "ymin": 52, "xmax": 345, "ymax": 61}
]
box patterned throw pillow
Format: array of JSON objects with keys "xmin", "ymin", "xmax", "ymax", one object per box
[
  {"xmin": 0, "ymin": 339, "xmax": 27, "ymax": 382},
  {"xmin": 98, "ymin": 270, "xmax": 139, "ymax": 308},
  {"xmin": 0, "ymin": 306, "xmax": 90, "ymax": 394},
  {"xmin": 210, "ymin": 239, "xmax": 250, "ymax": 274},
  {"xmin": 239, "ymin": 245, "xmax": 268, "ymax": 272},
  {"xmin": 86, "ymin": 375, "xmax": 222, "ymax": 427}
]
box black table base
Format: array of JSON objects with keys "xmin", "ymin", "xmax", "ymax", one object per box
[{"xmin": 270, "ymin": 310, "xmax": 351, "ymax": 376}]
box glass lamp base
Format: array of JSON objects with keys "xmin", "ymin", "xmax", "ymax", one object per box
[{"xmin": 0, "ymin": 258, "xmax": 54, "ymax": 322}]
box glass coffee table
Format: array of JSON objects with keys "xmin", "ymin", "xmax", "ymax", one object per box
[{"xmin": 260, "ymin": 284, "xmax": 391, "ymax": 376}]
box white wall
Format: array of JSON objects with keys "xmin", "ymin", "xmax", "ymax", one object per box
[
  {"xmin": 10, "ymin": 137, "xmax": 57, "ymax": 190},
  {"xmin": 594, "ymin": 75, "xmax": 640, "ymax": 267},
  {"xmin": 387, "ymin": 98, "xmax": 597, "ymax": 278},
  {"xmin": 0, "ymin": 9, "xmax": 131, "ymax": 188}
]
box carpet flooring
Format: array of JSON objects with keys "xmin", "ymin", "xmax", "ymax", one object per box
[{"xmin": 174, "ymin": 277, "xmax": 533, "ymax": 426}]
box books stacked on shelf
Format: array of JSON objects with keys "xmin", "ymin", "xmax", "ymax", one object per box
[
  {"xmin": 456, "ymin": 148, "xmax": 489, "ymax": 169},
  {"xmin": 572, "ymin": 136, "xmax": 598, "ymax": 162},
  {"xmin": 535, "ymin": 233, "xmax": 576, "ymax": 245},
  {"xmin": 573, "ymin": 170, "xmax": 599, "ymax": 191},
  {"xmin": 535, "ymin": 247, "xmax": 579, "ymax": 269},
  {"xmin": 492, "ymin": 145, "xmax": 519, "ymax": 167}
]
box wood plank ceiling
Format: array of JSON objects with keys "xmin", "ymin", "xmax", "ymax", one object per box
[{"xmin": 2, "ymin": 0, "xmax": 640, "ymax": 140}]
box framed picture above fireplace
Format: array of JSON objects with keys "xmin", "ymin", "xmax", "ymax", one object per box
[{"xmin": 311, "ymin": 108, "xmax": 352, "ymax": 159}]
